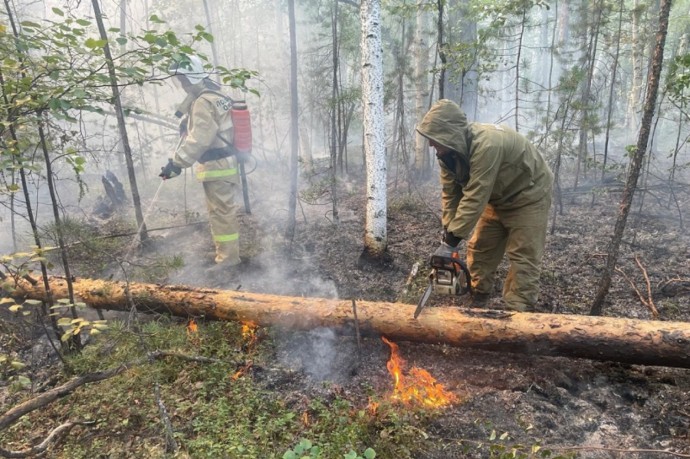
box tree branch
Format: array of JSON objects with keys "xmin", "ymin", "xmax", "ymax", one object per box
[{"xmin": 0, "ymin": 420, "xmax": 94, "ymax": 458}]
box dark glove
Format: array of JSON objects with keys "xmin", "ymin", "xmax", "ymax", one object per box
[
  {"xmin": 434, "ymin": 241, "xmax": 457, "ymax": 260},
  {"xmin": 159, "ymin": 159, "xmax": 182, "ymax": 180},
  {"xmin": 443, "ymin": 230, "xmax": 462, "ymax": 248},
  {"xmin": 179, "ymin": 117, "xmax": 188, "ymax": 137}
]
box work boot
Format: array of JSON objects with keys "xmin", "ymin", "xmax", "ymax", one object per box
[
  {"xmin": 205, "ymin": 259, "xmax": 238, "ymax": 279},
  {"xmin": 470, "ymin": 292, "xmax": 490, "ymax": 308}
]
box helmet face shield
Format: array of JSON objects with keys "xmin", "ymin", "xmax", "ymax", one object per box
[{"xmin": 169, "ymin": 56, "xmax": 208, "ymax": 85}]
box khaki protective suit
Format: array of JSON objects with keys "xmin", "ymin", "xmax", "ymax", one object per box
[
  {"xmin": 173, "ymin": 88, "xmax": 241, "ymax": 265},
  {"xmin": 417, "ymin": 99, "xmax": 554, "ymax": 310}
]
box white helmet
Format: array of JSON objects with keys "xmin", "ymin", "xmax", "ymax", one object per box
[{"xmin": 170, "ymin": 55, "xmax": 209, "ymax": 85}]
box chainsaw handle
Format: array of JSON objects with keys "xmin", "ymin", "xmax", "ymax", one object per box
[{"xmin": 452, "ymin": 258, "xmax": 472, "ymax": 295}]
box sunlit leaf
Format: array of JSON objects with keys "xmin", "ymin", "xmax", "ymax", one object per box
[
  {"xmin": 14, "ymin": 95, "xmax": 32, "ymax": 106},
  {"xmin": 84, "ymin": 38, "xmax": 107, "ymax": 49}
]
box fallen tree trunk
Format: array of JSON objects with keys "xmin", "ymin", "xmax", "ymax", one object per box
[{"xmin": 10, "ymin": 276, "xmax": 690, "ymax": 368}]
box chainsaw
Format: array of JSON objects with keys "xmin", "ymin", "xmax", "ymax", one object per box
[{"xmin": 414, "ymin": 252, "xmax": 472, "ymax": 318}]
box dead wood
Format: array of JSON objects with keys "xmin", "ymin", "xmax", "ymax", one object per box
[
  {"xmin": 9, "ymin": 276, "xmax": 690, "ymax": 369},
  {"xmin": 0, "ymin": 420, "xmax": 94, "ymax": 458},
  {"xmin": 658, "ymin": 277, "xmax": 690, "ymax": 297},
  {"xmin": 615, "ymin": 255, "xmax": 659, "ymax": 318}
]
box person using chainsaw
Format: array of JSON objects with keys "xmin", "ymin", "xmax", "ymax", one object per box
[
  {"xmin": 159, "ymin": 55, "xmax": 242, "ymax": 268},
  {"xmin": 416, "ymin": 99, "xmax": 554, "ymax": 311}
]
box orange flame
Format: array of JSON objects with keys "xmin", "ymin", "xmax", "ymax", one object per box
[
  {"xmin": 241, "ymin": 321, "xmax": 257, "ymax": 343},
  {"xmin": 231, "ymin": 361, "xmax": 253, "ymax": 380},
  {"xmin": 381, "ymin": 337, "xmax": 457, "ymax": 408},
  {"xmin": 302, "ymin": 411, "xmax": 310, "ymax": 426},
  {"xmin": 186, "ymin": 319, "xmax": 198, "ymax": 334},
  {"xmin": 367, "ymin": 398, "xmax": 379, "ymax": 415}
]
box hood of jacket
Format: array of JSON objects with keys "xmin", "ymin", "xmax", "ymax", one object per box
[{"xmin": 416, "ymin": 99, "xmax": 470, "ymax": 162}]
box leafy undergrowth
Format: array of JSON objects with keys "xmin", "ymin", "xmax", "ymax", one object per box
[
  {"xmin": 0, "ymin": 320, "xmax": 434, "ymax": 459},
  {"xmin": 0, "ymin": 317, "xmax": 579, "ymax": 459}
]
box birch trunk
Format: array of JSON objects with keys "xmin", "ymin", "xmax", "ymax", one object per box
[
  {"xmin": 360, "ymin": 0, "xmax": 387, "ymax": 256},
  {"xmin": 413, "ymin": 3, "xmax": 431, "ymax": 178}
]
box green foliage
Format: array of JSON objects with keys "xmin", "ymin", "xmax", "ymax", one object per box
[
  {"xmin": 0, "ymin": 353, "xmax": 31, "ymax": 390},
  {"xmin": 667, "ymin": 53, "xmax": 690, "ymax": 103},
  {"xmin": 51, "ymin": 300, "xmax": 108, "ymax": 342},
  {"xmin": 130, "ymin": 255, "xmax": 185, "ymax": 283},
  {"xmin": 0, "ymin": 249, "xmax": 49, "ymax": 282},
  {"xmin": 283, "ymin": 439, "xmax": 322, "ymax": 458},
  {"xmin": 283, "ymin": 439, "xmax": 376, "ymax": 459},
  {"xmin": 39, "ymin": 216, "xmax": 132, "ymax": 277}
]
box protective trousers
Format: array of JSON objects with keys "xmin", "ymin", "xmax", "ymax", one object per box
[
  {"xmin": 466, "ymin": 195, "xmax": 551, "ymax": 311},
  {"xmin": 202, "ymin": 180, "xmax": 240, "ymax": 265}
]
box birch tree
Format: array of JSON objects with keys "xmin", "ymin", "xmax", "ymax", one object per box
[
  {"xmin": 412, "ymin": 1, "xmax": 431, "ymax": 179},
  {"xmin": 360, "ymin": 0, "xmax": 388, "ymax": 258}
]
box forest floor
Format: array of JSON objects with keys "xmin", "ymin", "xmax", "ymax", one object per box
[
  {"xmin": 160, "ymin": 171, "xmax": 690, "ymax": 458},
  {"xmin": 2, "ymin": 166, "xmax": 690, "ymax": 458}
]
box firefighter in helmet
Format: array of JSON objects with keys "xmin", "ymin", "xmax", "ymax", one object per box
[
  {"xmin": 417, "ymin": 99, "xmax": 554, "ymax": 311},
  {"xmin": 159, "ymin": 56, "xmax": 241, "ymax": 268}
]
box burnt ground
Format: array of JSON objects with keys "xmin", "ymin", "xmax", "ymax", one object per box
[
  {"xmin": 2, "ymin": 166, "xmax": 690, "ymax": 458},
  {"xmin": 142, "ymin": 169, "xmax": 690, "ymax": 458}
]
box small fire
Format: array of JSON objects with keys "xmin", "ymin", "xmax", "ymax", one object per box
[
  {"xmin": 367, "ymin": 398, "xmax": 379, "ymax": 415},
  {"xmin": 241, "ymin": 321, "xmax": 257, "ymax": 343},
  {"xmin": 231, "ymin": 361, "xmax": 253, "ymax": 380},
  {"xmin": 186, "ymin": 319, "xmax": 198, "ymax": 335},
  {"xmin": 381, "ymin": 337, "xmax": 457, "ymax": 408}
]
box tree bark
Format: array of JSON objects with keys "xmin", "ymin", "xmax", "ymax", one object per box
[
  {"xmin": 360, "ymin": 0, "xmax": 387, "ymax": 256},
  {"xmin": 284, "ymin": 0, "xmax": 300, "ymax": 243},
  {"xmin": 11, "ymin": 276, "xmax": 690, "ymax": 369},
  {"xmin": 590, "ymin": 0, "xmax": 672, "ymax": 315},
  {"xmin": 92, "ymin": 0, "xmax": 148, "ymax": 242}
]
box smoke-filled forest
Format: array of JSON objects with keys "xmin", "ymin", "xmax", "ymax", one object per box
[{"xmin": 1, "ymin": 0, "xmax": 690, "ymax": 457}]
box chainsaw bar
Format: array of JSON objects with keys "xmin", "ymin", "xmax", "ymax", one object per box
[{"xmin": 414, "ymin": 283, "xmax": 433, "ymax": 319}]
